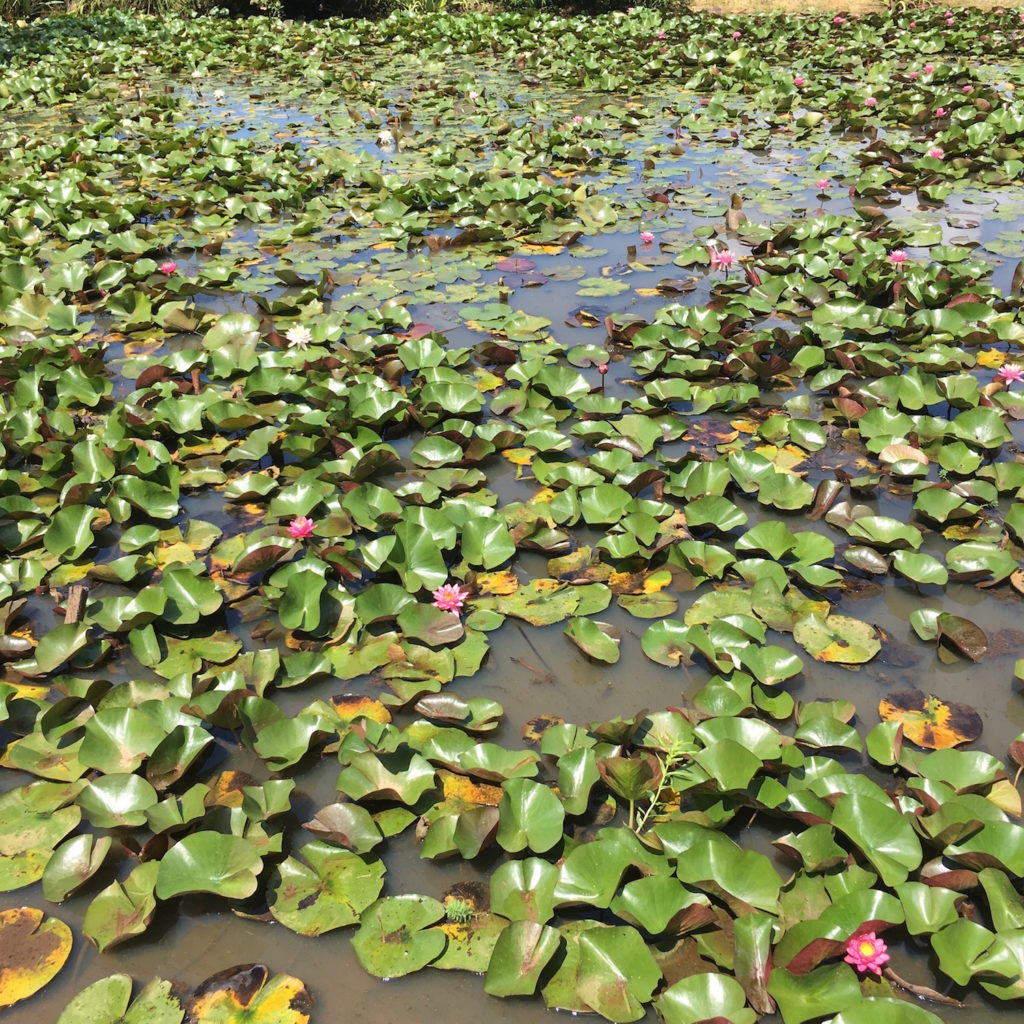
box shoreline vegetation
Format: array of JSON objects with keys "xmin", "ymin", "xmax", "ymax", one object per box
[{"xmin": 2, "ymin": 0, "xmax": 1019, "ymax": 26}]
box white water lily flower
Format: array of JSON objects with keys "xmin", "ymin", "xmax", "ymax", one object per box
[
  {"xmin": 213, "ymin": 89, "xmax": 225, "ymax": 101},
  {"xmin": 377, "ymin": 128, "xmax": 395, "ymax": 149},
  {"xmin": 285, "ymin": 325, "xmax": 312, "ymax": 350}
]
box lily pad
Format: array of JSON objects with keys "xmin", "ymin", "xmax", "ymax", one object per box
[
  {"xmin": 351, "ymin": 895, "xmax": 446, "ymax": 979},
  {"xmin": 0, "ymin": 907, "xmax": 73, "ymax": 1009},
  {"xmin": 187, "ymin": 966, "xmax": 312, "ymax": 1024},
  {"xmin": 879, "ymin": 690, "xmax": 982, "ymax": 750},
  {"xmin": 56, "ymin": 976, "xmax": 183, "ymax": 1024},
  {"xmin": 793, "ymin": 613, "xmax": 881, "ymax": 665},
  {"xmin": 155, "ymin": 833, "xmax": 262, "ymax": 900},
  {"xmin": 269, "ymin": 842, "xmax": 386, "ymax": 936}
]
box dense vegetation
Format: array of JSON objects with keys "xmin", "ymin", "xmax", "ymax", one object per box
[{"xmin": 2, "ymin": 5, "xmax": 1024, "ymax": 1024}]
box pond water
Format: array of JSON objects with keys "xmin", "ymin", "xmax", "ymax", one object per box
[{"xmin": 3, "ymin": 7, "xmax": 1024, "ymax": 1024}]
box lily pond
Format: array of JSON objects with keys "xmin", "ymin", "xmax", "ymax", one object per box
[{"xmin": 5, "ymin": 5, "xmax": 1024, "ymax": 1023}]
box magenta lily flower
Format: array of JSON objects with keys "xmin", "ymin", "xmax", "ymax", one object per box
[
  {"xmin": 816, "ymin": 178, "xmax": 830, "ymax": 191},
  {"xmin": 923, "ymin": 63, "xmax": 935, "ymax": 73},
  {"xmin": 732, "ymin": 30, "xmax": 741, "ymax": 39},
  {"xmin": 998, "ymin": 363, "xmax": 1024, "ymax": 385},
  {"xmin": 794, "ymin": 75, "xmax": 805, "ymax": 87},
  {"xmin": 432, "ymin": 583, "xmax": 468, "ymax": 614},
  {"xmin": 288, "ymin": 516, "xmax": 315, "ymax": 540},
  {"xmin": 845, "ymin": 933, "xmax": 890, "ymax": 976},
  {"xmin": 935, "ymin": 107, "xmax": 946, "ymax": 117},
  {"xmin": 865, "ymin": 96, "xmax": 877, "ymax": 108},
  {"xmin": 908, "ymin": 71, "xmax": 918, "ymax": 80},
  {"xmin": 160, "ymin": 261, "xmax": 177, "ymax": 275},
  {"xmin": 833, "ymin": 15, "xmax": 846, "ymax": 24},
  {"xmin": 928, "ymin": 147, "xmax": 944, "ymax": 159},
  {"xmin": 640, "ymin": 230, "xmax": 655, "ymax": 245},
  {"xmin": 888, "ymin": 249, "xmax": 909, "ymax": 267},
  {"xmin": 709, "ymin": 246, "xmax": 736, "ymax": 271}
]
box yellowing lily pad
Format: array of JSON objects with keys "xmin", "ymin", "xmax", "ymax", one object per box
[
  {"xmin": 0, "ymin": 907, "xmax": 73, "ymax": 1009},
  {"xmin": 878, "ymin": 690, "xmax": 982, "ymax": 750},
  {"xmin": 793, "ymin": 613, "xmax": 880, "ymax": 665},
  {"xmin": 187, "ymin": 965, "xmax": 312, "ymax": 1024}
]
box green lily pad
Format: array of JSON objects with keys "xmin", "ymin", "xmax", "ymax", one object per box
[
  {"xmin": 155, "ymin": 832, "xmax": 262, "ymax": 900},
  {"xmin": 575, "ymin": 925, "xmax": 661, "ymax": 1022},
  {"xmin": 484, "ymin": 920, "xmax": 562, "ymax": 997},
  {"xmin": 496, "ymin": 778, "xmax": 565, "ymax": 854},
  {"xmin": 83, "ymin": 862, "xmax": 159, "ymax": 952},
  {"xmin": 269, "ymin": 842, "xmax": 386, "ymax": 936},
  {"xmin": 351, "ymin": 895, "xmax": 446, "ymax": 979},
  {"xmin": 564, "ymin": 617, "xmax": 621, "ymax": 663},
  {"xmin": 655, "ymin": 972, "xmax": 755, "ymax": 1024},
  {"xmin": 56, "ymin": 976, "xmax": 183, "ymax": 1024}
]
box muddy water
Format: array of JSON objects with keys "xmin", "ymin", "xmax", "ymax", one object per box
[{"xmin": 4, "ymin": 558, "xmax": 1022, "ymax": 1023}]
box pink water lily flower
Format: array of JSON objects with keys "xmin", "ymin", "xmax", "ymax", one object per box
[
  {"xmin": 598, "ymin": 362, "xmax": 609, "ymax": 374},
  {"xmin": 963, "ymin": 84, "xmax": 974, "ymax": 93},
  {"xmin": 709, "ymin": 246, "xmax": 736, "ymax": 271},
  {"xmin": 865, "ymin": 96, "xmax": 877, "ymax": 107},
  {"xmin": 998, "ymin": 363, "xmax": 1024, "ymax": 385},
  {"xmin": 816, "ymin": 178, "xmax": 830, "ymax": 190},
  {"xmin": 640, "ymin": 230, "xmax": 655, "ymax": 244},
  {"xmin": 833, "ymin": 15, "xmax": 846, "ymax": 24},
  {"xmin": 573, "ymin": 114, "xmax": 584, "ymax": 124},
  {"xmin": 159, "ymin": 260, "xmax": 177, "ymax": 275},
  {"xmin": 432, "ymin": 583, "xmax": 468, "ymax": 614},
  {"xmin": 732, "ymin": 30, "xmax": 742, "ymax": 39},
  {"xmin": 288, "ymin": 516, "xmax": 315, "ymax": 540},
  {"xmin": 657, "ymin": 29, "xmax": 665, "ymax": 39},
  {"xmin": 908, "ymin": 71, "xmax": 918, "ymax": 80},
  {"xmin": 923, "ymin": 64, "xmax": 935, "ymax": 73},
  {"xmin": 794, "ymin": 75, "xmax": 805, "ymax": 87},
  {"xmin": 909, "ymin": 19, "xmax": 916, "ymax": 27},
  {"xmin": 845, "ymin": 932, "xmax": 890, "ymax": 976},
  {"xmin": 928, "ymin": 147, "xmax": 944, "ymax": 159},
  {"xmin": 935, "ymin": 107, "xmax": 946, "ymax": 117},
  {"xmin": 838, "ymin": 45, "xmax": 846, "ymax": 52},
  {"xmin": 888, "ymin": 249, "xmax": 908, "ymax": 267}
]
